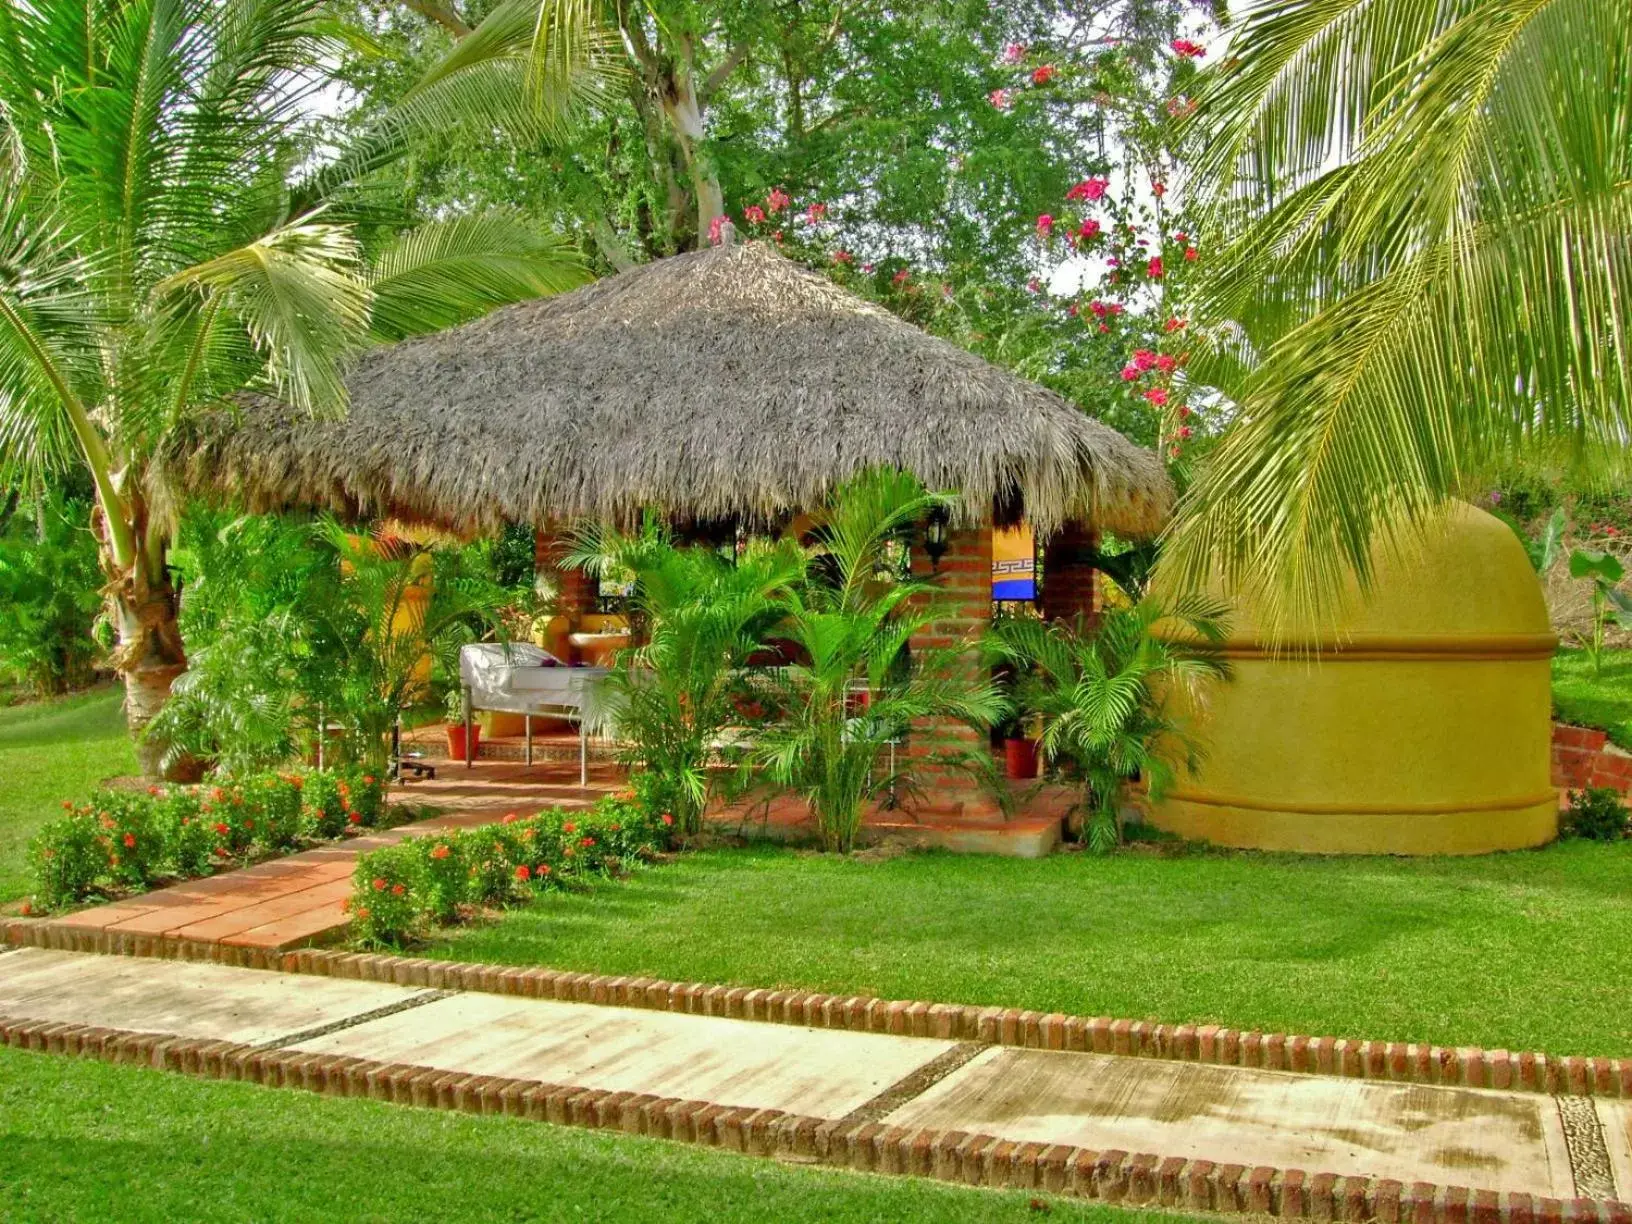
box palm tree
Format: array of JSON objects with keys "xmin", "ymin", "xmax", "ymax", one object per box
[
  {"xmin": 566, "ymin": 518, "xmax": 805, "ymax": 834},
  {"xmin": 0, "ymin": 0, "xmax": 590, "ymax": 774},
  {"xmin": 1167, "ymin": 0, "xmax": 1630, "ymax": 630},
  {"xmin": 984, "ymin": 598, "xmax": 1229, "ymax": 852},
  {"xmin": 752, "ymin": 470, "xmax": 1005, "ymax": 853}
]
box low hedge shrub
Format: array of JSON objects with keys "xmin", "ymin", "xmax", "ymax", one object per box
[
  {"xmin": 27, "ymin": 765, "xmax": 390, "ymax": 911},
  {"xmin": 1564, "ymin": 787, "xmax": 1629, "ymax": 841},
  {"xmin": 348, "ymin": 791, "xmax": 671, "ymax": 946}
]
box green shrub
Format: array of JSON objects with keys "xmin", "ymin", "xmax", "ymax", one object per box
[
  {"xmin": 461, "ymin": 822, "xmax": 532, "ymax": 907},
  {"xmin": 150, "ymin": 787, "xmax": 216, "ymax": 877},
  {"xmin": 238, "ymin": 772, "xmax": 305, "ymax": 852},
  {"xmin": 349, "ymin": 842, "xmax": 421, "ymax": 946},
  {"xmin": 301, "ymin": 772, "xmax": 350, "ymax": 839},
  {"xmin": 1564, "ymin": 788, "xmax": 1629, "ymax": 841},
  {"xmin": 417, "ymin": 833, "xmax": 467, "ymax": 923},
  {"xmin": 87, "ymin": 791, "xmax": 162, "ymax": 888},
  {"xmin": 28, "ymin": 806, "xmax": 104, "ymax": 908},
  {"xmin": 334, "ymin": 767, "xmax": 386, "ymax": 827}
]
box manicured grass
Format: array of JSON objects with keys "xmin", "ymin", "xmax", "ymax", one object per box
[
  {"xmin": 0, "ymin": 687, "xmax": 135, "ymax": 905},
  {"xmin": 1553, "ymin": 647, "xmax": 1632, "ymax": 750},
  {"xmin": 428, "ymin": 839, "xmax": 1632, "ymax": 1058},
  {"xmin": 0, "ymin": 1045, "xmax": 1191, "ymax": 1224}
]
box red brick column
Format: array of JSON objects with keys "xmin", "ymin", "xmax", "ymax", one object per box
[
  {"xmin": 535, "ymin": 527, "xmax": 597, "ymax": 623},
  {"xmin": 903, "ymin": 524, "xmax": 999, "ymax": 811},
  {"xmin": 1040, "ymin": 521, "xmax": 1097, "ymax": 626}
]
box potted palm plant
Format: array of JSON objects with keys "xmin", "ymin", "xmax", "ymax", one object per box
[
  {"xmin": 985, "ymin": 597, "xmax": 1230, "ymax": 851},
  {"xmin": 444, "ymin": 688, "xmax": 478, "ymax": 761}
]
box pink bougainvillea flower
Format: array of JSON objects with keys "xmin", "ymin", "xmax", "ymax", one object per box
[
  {"xmin": 1147, "ymin": 257, "xmax": 1165, "ymax": 279},
  {"xmin": 1065, "ymin": 177, "xmax": 1109, "ymax": 202},
  {"xmin": 742, "ymin": 204, "xmax": 766, "ymax": 223},
  {"xmin": 765, "ymin": 187, "xmax": 791, "ymax": 213},
  {"xmin": 989, "ymin": 88, "xmax": 1012, "ymax": 110},
  {"xmin": 1106, "ymin": 257, "xmax": 1120, "ymax": 268},
  {"xmin": 1088, "ymin": 300, "xmax": 1108, "ymax": 318},
  {"xmin": 806, "ymin": 202, "xmax": 827, "ymax": 223},
  {"xmin": 1144, "ymin": 387, "xmax": 1169, "ymax": 407},
  {"xmin": 833, "ymin": 249, "xmax": 854, "ymax": 264},
  {"xmin": 1120, "ymin": 366, "xmax": 1140, "ymax": 381},
  {"xmin": 1026, "ymin": 278, "xmax": 1041, "ymax": 293},
  {"xmin": 1035, "ymin": 213, "xmax": 1054, "ymax": 235},
  {"xmin": 1066, "ymin": 303, "xmax": 1079, "ymax": 317},
  {"xmin": 1155, "ymin": 353, "xmax": 1178, "ymax": 374},
  {"xmin": 1171, "ymin": 38, "xmax": 1206, "ymax": 58},
  {"xmin": 1133, "ymin": 349, "xmax": 1157, "ymax": 371},
  {"xmin": 1077, "ymin": 218, "xmax": 1101, "ymax": 240},
  {"xmin": 1109, "ymin": 303, "xmax": 1124, "ymax": 315},
  {"xmin": 1002, "ymin": 42, "xmax": 1026, "ymax": 64},
  {"xmin": 1031, "ymin": 64, "xmax": 1056, "ymax": 85},
  {"xmin": 707, "ymin": 214, "xmax": 727, "ymax": 245}
]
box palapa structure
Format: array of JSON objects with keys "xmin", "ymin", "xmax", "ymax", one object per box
[{"xmin": 161, "ymin": 240, "xmax": 1171, "ymax": 541}]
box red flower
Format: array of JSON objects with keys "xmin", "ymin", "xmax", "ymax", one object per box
[
  {"xmin": 1169, "ymin": 445, "xmax": 1182, "ymax": 458},
  {"xmin": 501, "ymin": 812, "xmax": 520, "ymax": 824},
  {"xmin": 347, "ymin": 811, "xmax": 361, "ymax": 825},
  {"xmin": 892, "ymin": 268, "xmax": 911, "ymax": 285},
  {"xmin": 765, "ymin": 187, "xmax": 791, "ymax": 213},
  {"xmin": 1067, "ymin": 303, "xmax": 1079, "ymax": 317},
  {"xmin": 1035, "ymin": 213, "xmax": 1054, "ymax": 235},
  {"xmin": 1178, "ymin": 425, "xmax": 1194, "ymax": 439},
  {"xmin": 122, "ymin": 832, "xmax": 136, "ymax": 848},
  {"xmin": 1031, "ymin": 64, "xmax": 1056, "ymax": 85},
  {"xmin": 1178, "ymin": 404, "xmax": 1193, "ymax": 418},
  {"xmin": 833, "ymin": 249, "xmax": 853, "ymax": 265},
  {"xmin": 356, "ymin": 906, "xmax": 370, "ymax": 920},
  {"xmin": 430, "ymin": 844, "xmax": 451, "ymax": 860},
  {"xmin": 1184, "ymin": 246, "xmax": 1199, "ymax": 262},
  {"xmin": 209, "ymin": 787, "xmax": 226, "ymax": 803},
  {"xmin": 1098, "ymin": 323, "xmax": 1110, "ymax": 333},
  {"xmin": 19, "ymin": 899, "xmax": 32, "ymax": 916},
  {"xmin": 61, "ymin": 799, "xmax": 73, "ymax": 811},
  {"xmin": 537, "ymin": 863, "xmax": 551, "ymax": 876},
  {"xmin": 562, "ymin": 822, "xmax": 576, "ymax": 834},
  {"xmin": 1089, "ymin": 301, "xmax": 1108, "ymax": 318},
  {"xmin": 988, "ymin": 88, "xmax": 1012, "ymax": 110},
  {"xmin": 1147, "ymin": 257, "xmax": 1164, "ymax": 279},
  {"xmin": 1144, "ymin": 387, "xmax": 1169, "ymax": 407},
  {"xmin": 708, "ymin": 214, "xmax": 728, "ymax": 245},
  {"xmin": 391, "ymin": 883, "xmax": 406, "ymax": 896},
  {"xmin": 1155, "ymin": 353, "xmax": 1178, "ymax": 374},
  {"xmin": 660, "ymin": 813, "xmax": 674, "ymax": 826},
  {"xmin": 514, "ymin": 864, "xmax": 531, "ymax": 881},
  {"xmin": 1133, "ymin": 349, "xmax": 1157, "ymax": 371},
  {"xmin": 806, "ymin": 202, "xmax": 828, "ymax": 223},
  {"xmin": 1065, "ymin": 178, "xmax": 1108, "ymax": 202},
  {"xmin": 214, "ymin": 822, "xmax": 230, "ymax": 837},
  {"xmin": 742, "ymin": 204, "xmax": 766, "ymax": 224},
  {"xmin": 362, "ymin": 775, "xmax": 375, "ymax": 785},
  {"xmin": 1165, "ymin": 317, "xmax": 1187, "ymax": 332},
  {"xmin": 1151, "ymin": 181, "xmax": 1167, "ymax": 199},
  {"xmin": 1076, "ymin": 219, "xmax": 1101, "ymax": 242},
  {"xmin": 1002, "ymin": 42, "xmax": 1026, "ymax": 65},
  {"xmin": 580, "ymin": 836, "xmax": 595, "ymax": 848},
  {"xmin": 372, "ymin": 877, "xmax": 387, "ymax": 892},
  {"xmin": 1171, "ymin": 38, "xmax": 1206, "ymax": 59},
  {"xmin": 147, "ymin": 785, "xmax": 161, "ymax": 797},
  {"xmin": 1120, "ymin": 366, "xmax": 1140, "ymax": 381}
]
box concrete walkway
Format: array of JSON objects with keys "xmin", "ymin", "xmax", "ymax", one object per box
[{"xmin": 3, "ymin": 946, "xmax": 1629, "ymax": 1216}]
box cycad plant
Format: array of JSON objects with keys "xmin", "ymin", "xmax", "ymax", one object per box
[
  {"xmin": 567, "ymin": 519, "xmax": 803, "ymax": 834},
  {"xmin": 1169, "ymin": 0, "xmax": 1631, "ymax": 630},
  {"xmin": 752, "ymin": 470, "xmax": 1005, "ymax": 853},
  {"xmin": 0, "ymin": 0, "xmax": 589, "ymax": 773},
  {"xmin": 985, "ymin": 598, "xmax": 1229, "ymax": 852}
]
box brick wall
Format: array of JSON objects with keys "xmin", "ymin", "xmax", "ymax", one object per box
[
  {"xmin": 1040, "ymin": 522, "xmax": 1097, "ymax": 626},
  {"xmin": 1552, "ymin": 723, "xmax": 1632, "ymax": 794},
  {"xmin": 904, "ymin": 524, "xmax": 999, "ymax": 810}
]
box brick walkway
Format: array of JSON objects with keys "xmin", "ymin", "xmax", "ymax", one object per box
[
  {"xmin": 2, "ymin": 945, "xmax": 1629, "ymax": 1220},
  {"xmin": 53, "ymin": 761, "xmax": 620, "ymax": 952}
]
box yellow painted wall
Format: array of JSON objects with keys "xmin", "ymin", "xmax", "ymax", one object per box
[{"xmin": 1150, "ymin": 504, "xmax": 1558, "ymax": 855}]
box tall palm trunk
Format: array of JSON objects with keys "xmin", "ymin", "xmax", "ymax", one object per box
[{"xmin": 95, "ymin": 495, "xmax": 190, "ymax": 779}]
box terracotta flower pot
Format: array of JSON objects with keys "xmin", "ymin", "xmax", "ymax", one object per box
[
  {"xmin": 446, "ymin": 723, "xmax": 480, "ymax": 760},
  {"xmin": 1004, "ymin": 737, "xmax": 1040, "ymax": 781}
]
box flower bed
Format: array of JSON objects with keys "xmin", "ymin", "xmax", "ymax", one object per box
[
  {"xmin": 348, "ymin": 793, "xmax": 672, "ymax": 946},
  {"xmin": 27, "ymin": 767, "xmax": 386, "ymax": 911}
]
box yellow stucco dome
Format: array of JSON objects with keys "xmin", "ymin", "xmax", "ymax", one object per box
[{"xmin": 1149, "ymin": 503, "xmax": 1559, "ymax": 855}]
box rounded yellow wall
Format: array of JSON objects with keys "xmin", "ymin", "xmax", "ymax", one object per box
[{"xmin": 1149, "ymin": 504, "xmax": 1558, "ymax": 855}]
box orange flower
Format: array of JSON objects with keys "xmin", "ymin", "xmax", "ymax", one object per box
[
  {"xmin": 391, "ymin": 883, "xmax": 405, "ymax": 896},
  {"xmin": 122, "ymin": 833, "xmax": 136, "ymax": 848},
  {"xmin": 372, "ymin": 877, "xmax": 387, "ymax": 892},
  {"xmin": 430, "ymin": 844, "xmax": 451, "ymax": 860},
  {"xmin": 356, "ymin": 906, "xmax": 370, "ymax": 920},
  {"xmin": 514, "ymin": 864, "xmax": 531, "ymax": 881}
]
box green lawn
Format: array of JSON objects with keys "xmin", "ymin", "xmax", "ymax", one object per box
[
  {"xmin": 0, "ymin": 1045, "xmax": 1191, "ymax": 1224},
  {"xmin": 0, "ymin": 687, "xmax": 135, "ymax": 905},
  {"xmin": 428, "ymin": 840, "xmax": 1632, "ymax": 1059},
  {"xmin": 1553, "ymin": 646, "xmax": 1632, "ymax": 749}
]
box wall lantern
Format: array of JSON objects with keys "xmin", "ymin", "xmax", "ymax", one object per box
[{"xmin": 922, "ymin": 505, "xmax": 950, "ymax": 572}]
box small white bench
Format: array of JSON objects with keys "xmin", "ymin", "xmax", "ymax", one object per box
[{"xmin": 458, "ymin": 643, "xmax": 609, "ymax": 785}]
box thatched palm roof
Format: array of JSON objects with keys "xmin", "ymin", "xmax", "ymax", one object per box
[{"xmin": 161, "ymin": 241, "xmax": 1171, "ymax": 537}]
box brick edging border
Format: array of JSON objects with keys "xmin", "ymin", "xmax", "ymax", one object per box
[
  {"xmin": 4, "ymin": 1012, "xmax": 1628, "ymax": 1224},
  {"xmin": 6, "ymin": 916, "xmax": 1630, "ymax": 1100}
]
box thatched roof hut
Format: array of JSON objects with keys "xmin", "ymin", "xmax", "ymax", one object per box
[{"xmin": 161, "ymin": 241, "xmax": 1171, "ymax": 537}]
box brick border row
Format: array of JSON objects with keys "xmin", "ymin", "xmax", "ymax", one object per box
[
  {"xmin": 6, "ymin": 916, "xmax": 1631, "ymax": 1099},
  {"xmin": 4, "ymin": 1012, "xmax": 1627, "ymax": 1224}
]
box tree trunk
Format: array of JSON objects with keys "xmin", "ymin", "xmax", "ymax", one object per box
[{"xmin": 97, "ymin": 500, "xmax": 193, "ymax": 780}]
